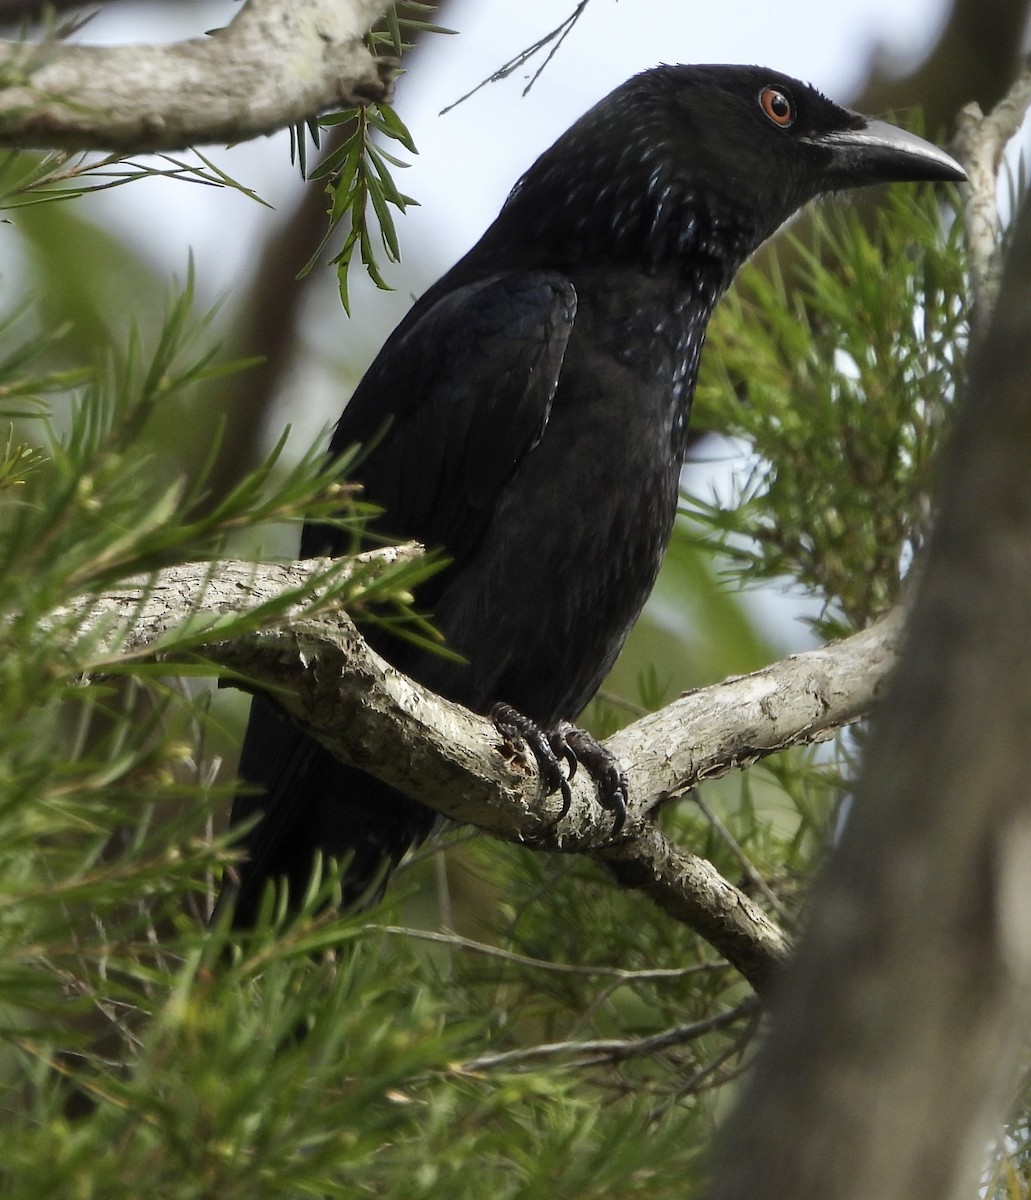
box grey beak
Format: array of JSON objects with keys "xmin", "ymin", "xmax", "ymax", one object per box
[{"xmin": 807, "ymin": 118, "xmax": 967, "ymax": 185}]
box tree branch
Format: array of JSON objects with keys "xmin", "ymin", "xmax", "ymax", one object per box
[
  {"xmin": 69, "ymin": 554, "xmax": 907, "ymax": 992},
  {"xmin": 458, "ymin": 997, "xmax": 759, "ymax": 1073},
  {"xmin": 954, "ymin": 55, "xmax": 1031, "ymax": 332},
  {"xmin": 0, "ymin": 0, "xmax": 394, "ymax": 151}
]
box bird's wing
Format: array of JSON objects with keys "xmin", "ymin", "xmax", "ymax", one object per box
[
  {"xmin": 221, "ymin": 694, "xmax": 431, "ymax": 926},
  {"xmin": 222, "ymin": 273, "xmax": 577, "ymax": 923},
  {"xmin": 302, "ymin": 271, "xmax": 577, "ymax": 562}
]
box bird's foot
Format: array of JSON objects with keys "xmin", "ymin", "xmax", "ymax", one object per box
[
  {"xmin": 553, "ymin": 722, "xmax": 628, "ymax": 835},
  {"xmin": 491, "ymin": 703, "xmax": 628, "ymax": 835},
  {"xmin": 492, "ymin": 702, "xmax": 576, "ymax": 816}
]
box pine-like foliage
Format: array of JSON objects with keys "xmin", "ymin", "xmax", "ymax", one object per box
[{"xmin": 689, "ymin": 184, "xmax": 969, "ymax": 638}]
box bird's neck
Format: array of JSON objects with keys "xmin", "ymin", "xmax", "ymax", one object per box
[
  {"xmin": 483, "ymin": 151, "xmax": 763, "ymax": 289},
  {"xmin": 562, "ymin": 261, "xmax": 725, "ymax": 460}
]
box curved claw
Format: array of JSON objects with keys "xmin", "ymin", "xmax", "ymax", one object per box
[
  {"xmin": 546, "ymin": 721, "xmax": 579, "ymax": 784},
  {"xmin": 599, "ymin": 768, "xmax": 629, "ymax": 836},
  {"xmin": 492, "ymin": 704, "xmax": 628, "ymax": 835},
  {"xmin": 562, "ymin": 727, "xmax": 629, "ymax": 836},
  {"xmin": 549, "ymin": 737, "xmax": 578, "ymax": 782},
  {"xmin": 492, "ymin": 702, "xmax": 573, "ymax": 825},
  {"xmin": 555, "ymin": 775, "xmax": 573, "ymax": 823}
]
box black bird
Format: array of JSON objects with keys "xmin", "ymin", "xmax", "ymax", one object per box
[{"xmin": 222, "ymin": 64, "xmax": 965, "ymax": 927}]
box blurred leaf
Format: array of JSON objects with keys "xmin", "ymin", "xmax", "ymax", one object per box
[
  {"xmin": 10, "ymin": 197, "xmax": 166, "ymax": 363},
  {"xmin": 301, "ymin": 103, "xmax": 419, "ymax": 314}
]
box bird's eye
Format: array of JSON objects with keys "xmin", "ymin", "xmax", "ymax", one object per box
[{"xmin": 758, "ymin": 86, "xmax": 795, "ymax": 128}]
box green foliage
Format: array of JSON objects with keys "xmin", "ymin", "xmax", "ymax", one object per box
[
  {"xmin": 293, "ymin": 3, "xmax": 454, "ymax": 312},
  {"xmin": 367, "ymin": 1, "xmax": 457, "ymax": 56},
  {"xmin": 689, "ymin": 184, "xmax": 969, "ymax": 638},
  {"xmin": 0, "ymin": 276, "xmax": 453, "ymax": 1189},
  {"xmin": 985, "ymin": 1084, "xmax": 1031, "ymax": 1200},
  {"xmin": 0, "ymin": 145, "xmax": 269, "ymax": 211},
  {"xmin": 303, "ymin": 101, "xmax": 420, "ymax": 315}
]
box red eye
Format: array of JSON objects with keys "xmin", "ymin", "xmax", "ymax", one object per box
[{"xmin": 759, "ymin": 86, "xmax": 795, "ymax": 127}]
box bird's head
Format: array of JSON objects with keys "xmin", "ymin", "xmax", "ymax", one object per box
[{"xmin": 493, "ymin": 63, "xmax": 965, "ymax": 274}]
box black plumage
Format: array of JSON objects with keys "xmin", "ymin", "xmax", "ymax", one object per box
[{"xmin": 223, "ymin": 64, "xmax": 965, "ymax": 926}]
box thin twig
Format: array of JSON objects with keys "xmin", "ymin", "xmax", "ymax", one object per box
[
  {"xmin": 440, "ymin": 0, "xmax": 592, "ymax": 114},
  {"xmin": 370, "ymin": 925, "xmax": 725, "ymax": 981},
  {"xmin": 459, "ymin": 997, "xmax": 759, "ymax": 1074},
  {"xmin": 663, "ymin": 1010, "xmax": 761, "ymax": 1110},
  {"xmin": 691, "ymin": 791, "xmax": 793, "ymax": 926}
]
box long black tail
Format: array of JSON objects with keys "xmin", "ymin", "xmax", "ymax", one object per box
[{"xmin": 216, "ymin": 695, "xmax": 438, "ymax": 928}]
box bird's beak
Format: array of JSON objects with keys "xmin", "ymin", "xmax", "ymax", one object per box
[{"xmin": 807, "ymin": 119, "xmax": 967, "ymax": 185}]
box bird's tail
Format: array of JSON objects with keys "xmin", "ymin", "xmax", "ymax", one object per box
[{"xmin": 215, "ymin": 695, "xmax": 438, "ymax": 929}]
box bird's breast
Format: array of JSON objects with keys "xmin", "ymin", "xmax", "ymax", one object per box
[{"xmin": 419, "ymin": 282, "xmax": 712, "ymax": 721}]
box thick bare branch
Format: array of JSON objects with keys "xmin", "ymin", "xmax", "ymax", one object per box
[
  {"xmin": 0, "ymin": 0, "xmax": 393, "ymax": 151},
  {"xmin": 604, "ymin": 607, "xmax": 904, "ymax": 803},
  {"xmin": 598, "ymin": 824, "xmax": 792, "ymax": 992},
  {"xmin": 68, "ymin": 555, "xmax": 906, "ymax": 991},
  {"xmin": 75, "ymin": 556, "xmax": 901, "ymax": 840}
]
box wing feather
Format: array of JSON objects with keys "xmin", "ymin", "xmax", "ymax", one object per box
[{"xmin": 302, "ymin": 270, "xmax": 576, "ymax": 564}]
